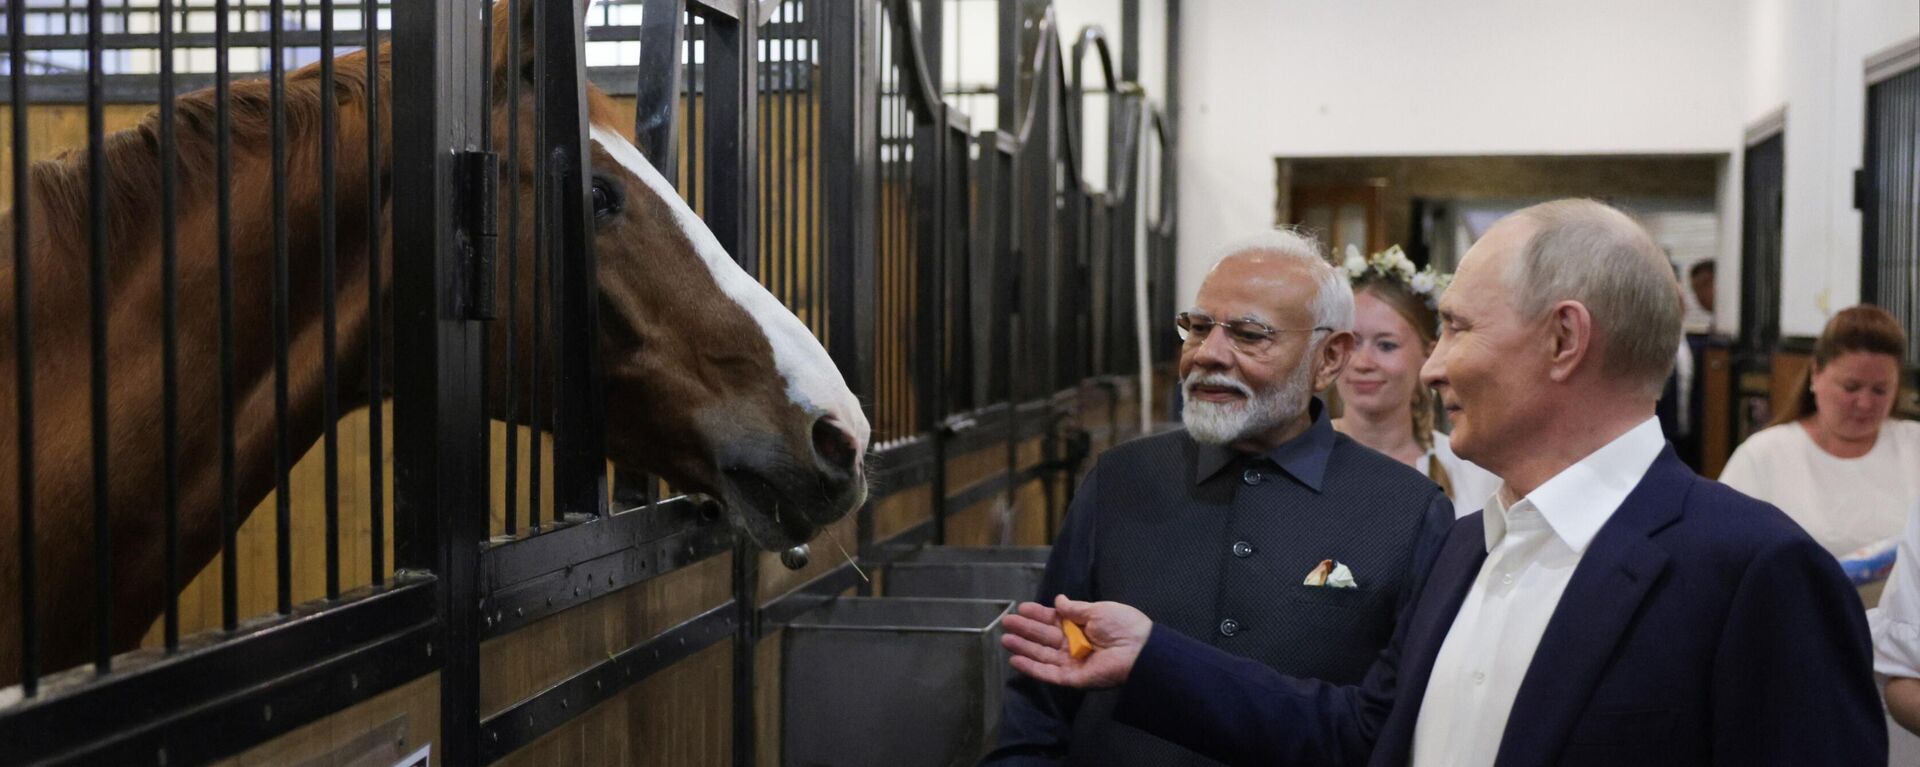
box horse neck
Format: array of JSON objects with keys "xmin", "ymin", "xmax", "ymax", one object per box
[{"xmin": 0, "ymin": 49, "xmax": 397, "ymax": 668}]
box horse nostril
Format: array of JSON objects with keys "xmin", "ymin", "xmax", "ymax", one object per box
[{"xmin": 811, "ymin": 416, "xmax": 858, "ymax": 474}]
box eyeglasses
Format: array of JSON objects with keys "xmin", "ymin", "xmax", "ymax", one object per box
[{"xmin": 1175, "ymin": 312, "xmax": 1330, "ymax": 356}]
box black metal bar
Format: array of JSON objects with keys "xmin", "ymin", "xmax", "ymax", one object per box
[
  {"xmin": 319, "ymin": 0, "xmax": 341, "ymax": 601},
  {"xmin": 633, "ymin": 0, "xmax": 685, "ymax": 176},
  {"xmin": 159, "ymin": 0, "xmax": 183, "ymax": 651},
  {"xmin": 504, "ymin": 0, "xmax": 522, "ymax": 538},
  {"xmin": 917, "ymin": 0, "xmax": 940, "ymax": 88},
  {"xmin": 480, "ymin": 506, "xmax": 733, "ymax": 638},
  {"xmin": 702, "ymin": 8, "xmax": 757, "ymax": 274},
  {"xmin": 686, "ymin": 11, "xmax": 701, "ymax": 208},
  {"xmin": 86, "ymin": 0, "xmax": 112, "ymax": 674},
  {"xmin": 822, "ymin": 0, "xmax": 872, "ymax": 404},
  {"xmin": 217, "ymin": 0, "xmax": 239, "ymax": 633},
  {"xmin": 390, "ymin": 0, "xmax": 489, "ymax": 759},
  {"xmin": 699, "ymin": 9, "xmax": 763, "ymax": 762},
  {"xmin": 806, "ymin": 0, "xmax": 821, "ymax": 340},
  {"xmin": 0, "ymin": 579, "xmax": 439, "ymax": 767},
  {"xmin": 9, "ymin": 0, "xmax": 39, "ymax": 698},
  {"xmin": 786, "ymin": 13, "xmax": 800, "ymax": 308},
  {"xmin": 541, "ymin": 0, "xmax": 609, "ymax": 520},
  {"xmin": 270, "ymin": 0, "xmax": 294, "ymax": 617},
  {"xmin": 731, "ymin": 536, "xmax": 758, "ymax": 767},
  {"xmin": 364, "ymin": 0, "xmax": 386, "ymax": 588}
]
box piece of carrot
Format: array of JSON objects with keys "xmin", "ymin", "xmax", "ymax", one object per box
[{"xmin": 1063, "ymin": 619, "xmax": 1093, "ymax": 661}]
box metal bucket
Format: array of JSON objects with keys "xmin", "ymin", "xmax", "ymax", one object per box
[
  {"xmin": 781, "ymin": 597, "xmax": 1014, "ymax": 767},
  {"xmin": 883, "ymin": 546, "xmax": 1051, "ymax": 602}
]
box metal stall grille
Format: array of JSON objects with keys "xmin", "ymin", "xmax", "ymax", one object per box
[
  {"xmin": 1863, "ymin": 63, "xmax": 1920, "ymax": 363},
  {"xmin": 1739, "ymin": 132, "xmax": 1784, "ymax": 354},
  {"xmin": 1, "ymin": 0, "xmax": 1183, "ymax": 762}
]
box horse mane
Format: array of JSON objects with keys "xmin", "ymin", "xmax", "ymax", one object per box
[{"xmin": 22, "ymin": 47, "xmax": 389, "ymax": 276}]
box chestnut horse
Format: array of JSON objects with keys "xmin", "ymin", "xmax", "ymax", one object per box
[{"xmin": 0, "ymin": 0, "xmax": 869, "ymax": 688}]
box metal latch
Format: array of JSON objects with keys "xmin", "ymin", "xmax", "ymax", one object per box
[{"xmin": 455, "ymin": 149, "xmax": 500, "ymax": 321}]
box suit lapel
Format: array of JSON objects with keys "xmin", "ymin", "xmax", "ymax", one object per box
[
  {"xmin": 1369, "ymin": 513, "xmax": 1490, "ymax": 767},
  {"xmin": 1489, "ymin": 449, "xmax": 1689, "ymax": 766}
]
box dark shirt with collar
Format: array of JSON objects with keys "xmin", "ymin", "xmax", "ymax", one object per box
[{"xmin": 983, "ymin": 399, "xmax": 1454, "ymax": 767}]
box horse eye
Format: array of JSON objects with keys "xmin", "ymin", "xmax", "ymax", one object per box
[{"xmin": 591, "ymin": 176, "xmax": 623, "ymax": 221}]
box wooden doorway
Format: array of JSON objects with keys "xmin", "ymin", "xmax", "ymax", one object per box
[{"xmin": 1290, "ymin": 181, "xmax": 1387, "ymax": 254}]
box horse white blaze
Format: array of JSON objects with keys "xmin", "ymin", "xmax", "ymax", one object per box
[{"xmin": 589, "ymin": 124, "xmax": 871, "ymax": 457}]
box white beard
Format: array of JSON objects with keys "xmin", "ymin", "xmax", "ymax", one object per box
[{"xmin": 1181, "ymin": 359, "xmax": 1315, "ymax": 445}]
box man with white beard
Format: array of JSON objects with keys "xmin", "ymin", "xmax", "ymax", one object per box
[{"xmin": 983, "ymin": 230, "xmax": 1456, "ymax": 767}]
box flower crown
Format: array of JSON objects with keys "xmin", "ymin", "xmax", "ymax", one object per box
[{"xmin": 1338, "ymin": 244, "xmax": 1452, "ymax": 309}]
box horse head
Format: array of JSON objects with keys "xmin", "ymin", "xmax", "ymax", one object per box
[{"xmin": 488, "ymin": 0, "xmax": 870, "ymax": 550}]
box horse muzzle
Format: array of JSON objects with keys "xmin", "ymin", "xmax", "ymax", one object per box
[{"xmin": 716, "ymin": 414, "xmax": 868, "ymax": 551}]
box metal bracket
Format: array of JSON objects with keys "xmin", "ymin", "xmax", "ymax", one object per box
[{"xmin": 454, "ymin": 148, "xmax": 500, "ymax": 320}]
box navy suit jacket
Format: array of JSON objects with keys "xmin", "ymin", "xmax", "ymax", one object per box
[{"xmin": 1111, "ymin": 448, "xmax": 1887, "ymax": 766}]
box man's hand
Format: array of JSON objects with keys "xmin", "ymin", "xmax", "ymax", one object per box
[{"xmin": 1001, "ymin": 594, "xmax": 1152, "ymax": 689}]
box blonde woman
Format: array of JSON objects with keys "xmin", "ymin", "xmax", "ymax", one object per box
[{"xmin": 1332, "ymin": 247, "xmax": 1500, "ymax": 514}]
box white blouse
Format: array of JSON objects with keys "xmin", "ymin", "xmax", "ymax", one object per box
[
  {"xmin": 1874, "ymin": 499, "xmax": 1920, "ymax": 679},
  {"xmin": 1428, "ymin": 431, "xmax": 1503, "ymax": 518},
  {"xmin": 1718, "ymin": 419, "xmax": 1920, "ymax": 559}
]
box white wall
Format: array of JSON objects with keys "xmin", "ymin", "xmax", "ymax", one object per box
[
  {"xmin": 1753, "ymin": 0, "xmax": 1918, "ymax": 338},
  {"xmin": 1175, "ymin": 0, "xmax": 1748, "ymax": 308}
]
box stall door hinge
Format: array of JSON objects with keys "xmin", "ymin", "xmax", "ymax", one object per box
[{"xmin": 455, "ymin": 149, "xmax": 501, "ymax": 321}]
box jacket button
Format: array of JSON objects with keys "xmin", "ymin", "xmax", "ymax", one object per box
[
  {"xmin": 1218, "ymin": 618, "xmax": 1240, "ymax": 637},
  {"xmin": 1231, "ymin": 541, "xmax": 1255, "ymax": 558},
  {"xmin": 1241, "ymin": 468, "xmax": 1262, "ymax": 486}
]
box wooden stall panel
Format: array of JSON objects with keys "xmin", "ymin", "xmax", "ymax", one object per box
[
  {"xmin": 494, "ymin": 641, "xmax": 731, "ymax": 767},
  {"xmin": 1702, "ymin": 345, "xmax": 1733, "ymax": 478},
  {"xmin": 212, "ymin": 673, "xmax": 438, "ymax": 767},
  {"xmin": 0, "ymin": 105, "xmax": 154, "ymax": 209},
  {"xmin": 871, "ymin": 483, "xmax": 935, "ymax": 543},
  {"xmin": 140, "ymin": 405, "xmax": 397, "ymax": 647},
  {"xmin": 479, "ymin": 553, "xmax": 732, "ymax": 717},
  {"xmin": 941, "ymin": 497, "xmax": 1010, "ymax": 548},
  {"xmin": 947, "ymin": 443, "xmax": 1009, "ymax": 494}
]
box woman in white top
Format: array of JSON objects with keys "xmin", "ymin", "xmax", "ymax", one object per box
[
  {"xmin": 1874, "ymin": 500, "xmax": 1920, "ymax": 737},
  {"xmin": 1330, "ymin": 246, "xmax": 1502, "ymax": 514},
  {"xmin": 1719, "ymin": 305, "xmax": 1920, "ymax": 559}
]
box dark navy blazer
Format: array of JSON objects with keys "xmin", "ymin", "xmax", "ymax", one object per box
[{"xmin": 1110, "ymin": 448, "xmax": 1887, "ymax": 766}]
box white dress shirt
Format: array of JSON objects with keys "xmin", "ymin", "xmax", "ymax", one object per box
[{"xmin": 1410, "ymin": 417, "xmax": 1666, "ymax": 767}]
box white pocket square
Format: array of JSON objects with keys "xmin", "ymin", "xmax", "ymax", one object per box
[{"xmin": 1303, "ymin": 559, "xmax": 1358, "ymax": 588}]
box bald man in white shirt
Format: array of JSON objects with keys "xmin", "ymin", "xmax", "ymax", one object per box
[{"xmin": 1000, "ymin": 199, "xmax": 1885, "ymax": 766}]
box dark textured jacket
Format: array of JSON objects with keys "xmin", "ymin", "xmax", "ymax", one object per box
[{"xmin": 984, "ymin": 403, "xmax": 1454, "ymax": 767}]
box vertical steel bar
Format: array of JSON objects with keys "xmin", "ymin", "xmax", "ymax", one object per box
[
  {"xmin": 542, "ymin": 0, "xmax": 606, "ymax": 519},
  {"xmin": 687, "ymin": 12, "xmax": 700, "ymax": 209},
  {"xmin": 365, "ymin": 0, "xmax": 386, "ymax": 586},
  {"xmin": 390, "ymin": 0, "xmax": 488, "ymax": 756},
  {"xmin": 822, "ymin": 0, "xmax": 874, "ymax": 403},
  {"xmin": 757, "ymin": 29, "xmax": 769, "ymax": 285},
  {"xmin": 270, "ymin": 0, "xmax": 294, "ymax": 616},
  {"xmin": 86, "ymin": 0, "xmax": 113, "ymax": 674},
  {"xmin": 807, "ymin": 0, "xmax": 821, "ymax": 339},
  {"xmin": 528, "ymin": 3, "xmax": 546, "ymax": 530},
  {"xmin": 504, "ymin": 0, "xmax": 522, "ymax": 537},
  {"xmin": 320, "ymin": 0, "xmax": 341, "ymax": 600},
  {"xmin": 218, "ymin": 0, "xmax": 239, "ymax": 631},
  {"xmin": 783, "ymin": 14, "xmax": 796, "ymax": 312},
  {"xmin": 159, "ymin": 0, "xmax": 183, "ymax": 651},
  {"xmin": 634, "ymin": 0, "xmax": 685, "ymax": 173},
  {"xmin": 10, "ymin": 0, "xmax": 39, "ymax": 698}
]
